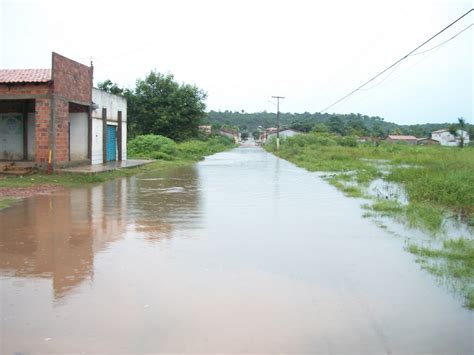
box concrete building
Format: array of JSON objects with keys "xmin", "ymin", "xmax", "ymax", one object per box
[
  {"xmin": 431, "ymin": 128, "xmax": 470, "ymax": 147},
  {"xmin": 219, "ymin": 128, "xmax": 239, "ymax": 143},
  {"xmin": 260, "ymin": 128, "xmax": 303, "ymax": 143},
  {"xmin": 0, "ymin": 52, "xmax": 126, "ymax": 171}
]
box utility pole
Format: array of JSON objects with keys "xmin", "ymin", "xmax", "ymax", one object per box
[{"xmin": 271, "ymin": 96, "xmax": 285, "ymax": 151}]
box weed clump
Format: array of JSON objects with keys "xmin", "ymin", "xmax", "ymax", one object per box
[
  {"xmin": 128, "ymin": 135, "xmax": 178, "ymax": 158},
  {"xmin": 407, "ymin": 238, "xmax": 474, "ymax": 309}
]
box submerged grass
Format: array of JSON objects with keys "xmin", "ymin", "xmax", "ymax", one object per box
[
  {"xmin": 0, "ymin": 197, "xmax": 17, "ymax": 210},
  {"xmin": 266, "ymin": 133, "xmax": 474, "ymax": 220},
  {"xmin": 407, "ymin": 238, "xmax": 474, "ymax": 309},
  {"xmin": 267, "ymin": 133, "xmax": 474, "ymax": 310}
]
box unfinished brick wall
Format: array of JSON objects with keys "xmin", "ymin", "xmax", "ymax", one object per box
[
  {"xmin": 54, "ymin": 98, "xmax": 70, "ymax": 163},
  {"xmin": 35, "ymin": 98, "xmax": 51, "ymax": 163},
  {"xmin": 0, "ymin": 83, "xmax": 50, "ymax": 97},
  {"xmin": 52, "ymin": 53, "xmax": 92, "ymax": 104}
]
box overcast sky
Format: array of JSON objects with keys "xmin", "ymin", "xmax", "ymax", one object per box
[{"xmin": 1, "ymin": 0, "xmax": 472, "ymax": 124}]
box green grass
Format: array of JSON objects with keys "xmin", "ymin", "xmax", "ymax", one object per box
[
  {"xmin": 0, "ymin": 136, "xmax": 236, "ymax": 189},
  {"xmin": 407, "ymin": 238, "xmax": 474, "ymax": 309},
  {"xmin": 0, "ymin": 160, "xmax": 189, "ymax": 189},
  {"xmin": 0, "ymin": 197, "xmax": 17, "ymax": 210},
  {"xmin": 266, "ymin": 133, "xmax": 474, "ymax": 219},
  {"xmin": 268, "ymin": 133, "xmax": 474, "ymax": 310},
  {"xmin": 370, "ymin": 199, "xmax": 405, "ymax": 214}
]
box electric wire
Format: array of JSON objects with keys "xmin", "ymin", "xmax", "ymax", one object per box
[{"xmin": 320, "ymin": 9, "xmax": 473, "ymax": 113}]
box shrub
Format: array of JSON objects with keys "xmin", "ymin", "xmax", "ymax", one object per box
[{"xmin": 128, "ymin": 134, "xmax": 178, "ymax": 159}]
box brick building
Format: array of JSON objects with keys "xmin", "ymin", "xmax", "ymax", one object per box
[{"xmin": 0, "ymin": 52, "xmax": 126, "ymax": 170}]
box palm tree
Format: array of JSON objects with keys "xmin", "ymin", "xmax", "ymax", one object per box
[{"xmin": 449, "ymin": 117, "xmax": 466, "ymax": 148}]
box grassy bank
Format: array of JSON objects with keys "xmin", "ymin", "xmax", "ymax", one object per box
[
  {"xmin": 265, "ymin": 132, "xmax": 474, "ymax": 309},
  {"xmin": 0, "ymin": 135, "xmax": 235, "ymax": 207},
  {"xmin": 265, "ymin": 133, "xmax": 474, "ymax": 220}
]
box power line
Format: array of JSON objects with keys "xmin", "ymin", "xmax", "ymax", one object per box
[
  {"xmin": 410, "ymin": 23, "xmax": 473, "ymax": 56},
  {"xmin": 320, "ymin": 8, "xmax": 473, "ymax": 113},
  {"xmin": 359, "ymin": 22, "xmax": 473, "ymax": 92}
]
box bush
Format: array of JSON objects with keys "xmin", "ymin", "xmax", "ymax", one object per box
[
  {"xmin": 128, "ymin": 134, "xmax": 178, "ymax": 159},
  {"xmin": 336, "ymin": 135, "xmax": 358, "ymax": 147},
  {"xmin": 178, "ymin": 136, "xmax": 234, "ymax": 160}
]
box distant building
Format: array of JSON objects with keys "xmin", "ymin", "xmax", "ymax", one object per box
[
  {"xmin": 0, "ymin": 52, "xmax": 127, "ymax": 171},
  {"xmin": 385, "ymin": 135, "xmax": 418, "ymax": 145},
  {"xmin": 260, "ymin": 128, "xmax": 303, "ymax": 143},
  {"xmin": 219, "ymin": 128, "xmax": 239, "ymax": 143},
  {"xmin": 417, "ymin": 138, "xmax": 439, "ymax": 146},
  {"xmin": 431, "ymin": 128, "xmax": 470, "ymax": 147},
  {"xmin": 357, "ymin": 136, "xmax": 378, "ymax": 143},
  {"xmin": 198, "ymin": 125, "xmax": 212, "ymax": 134}
]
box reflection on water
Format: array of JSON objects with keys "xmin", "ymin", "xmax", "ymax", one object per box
[
  {"xmin": 0, "ymin": 166, "xmax": 201, "ymax": 299},
  {"xmin": 0, "ymin": 147, "xmax": 472, "ymax": 353}
]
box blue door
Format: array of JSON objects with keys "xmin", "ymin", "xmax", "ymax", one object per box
[{"xmin": 106, "ymin": 125, "xmax": 117, "ymax": 162}]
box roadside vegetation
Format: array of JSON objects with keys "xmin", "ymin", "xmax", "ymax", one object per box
[
  {"xmin": 0, "ymin": 134, "xmax": 235, "ymax": 209},
  {"xmin": 265, "ymin": 131, "xmax": 474, "ymax": 309},
  {"xmin": 407, "ymin": 238, "xmax": 474, "ymax": 309},
  {"xmin": 265, "ymin": 132, "xmax": 474, "ymax": 221}
]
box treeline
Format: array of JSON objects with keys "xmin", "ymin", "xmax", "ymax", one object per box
[{"xmin": 205, "ymin": 111, "xmax": 473, "ymax": 138}]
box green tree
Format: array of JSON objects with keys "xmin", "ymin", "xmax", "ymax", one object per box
[
  {"xmin": 327, "ymin": 116, "xmax": 346, "ymax": 135},
  {"xmin": 449, "ymin": 117, "xmax": 467, "ymax": 148},
  {"xmin": 97, "ymin": 79, "xmax": 125, "ymax": 95},
  {"xmin": 128, "ymin": 71, "xmax": 207, "ymax": 141}
]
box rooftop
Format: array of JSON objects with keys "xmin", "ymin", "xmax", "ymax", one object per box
[
  {"xmin": 0, "ymin": 69, "xmax": 51, "ymax": 83},
  {"xmin": 387, "ymin": 135, "xmax": 418, "ymax": 140}
]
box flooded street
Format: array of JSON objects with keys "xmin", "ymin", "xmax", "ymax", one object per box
[{"xmin": 1, "ymin": 146, "xmax": 472, "ymax": 353}]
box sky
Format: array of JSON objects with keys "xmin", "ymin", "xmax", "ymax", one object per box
[{"xmin": 0, "ymin": 0, "xmax": 472, "ymax": 125}]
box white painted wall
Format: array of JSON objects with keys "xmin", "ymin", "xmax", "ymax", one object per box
[
  {"xmin": 91, "ymin": 118, "xmax": 103, "ymax": 165},
  {"xmin": 91, "ymin": 88, "xmax": 127, "ymax": 164},
  {"xmin": 266, "ymin": 129, "xmax": 302, "ymax": 141},
  {"xmin": 432, "ymin": 130, "xmax": 470, "ymax": 147},
  {"xmin": 69, "ymin": 112, "xmax": 88, "ymax": 161}
]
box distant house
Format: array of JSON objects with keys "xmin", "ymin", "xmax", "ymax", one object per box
[
  {"xmin": 357, "ymin": 136, "xmax": 378, "ymax": 143},
  {"xmin": 0, "ymin": 52, "xmax": 127, "ymax": 171},
  {"xmin": 417, "ymin": 137, "xmax": 439, "ymax": 146},
  {"xmin": 260, "ymin": 128, "xmax": 303, "ymax": 143},
  {"xmin": 198, "ymin": 125, "xmax": 212, "ymax": 134},
  {"xmin": 431, "ymin": 128, "xmax": 470, "ymax": 147},
  {"xmin": 219, "ymin": 128, "xmax": 239, "ymax": 143},
  {"xmin": 385, "ymin": 135, "xmax": 418, "ymax": 145}
]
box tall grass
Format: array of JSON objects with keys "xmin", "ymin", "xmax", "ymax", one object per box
[
  {"xmin": 408, "ymin": 238, "xmax": 474, "ymax": 309},
  {"xmin": 266, "ymin": 132, "xmax": 474, "ymax": 218},
  {"xmin": 268, "ymin": 132, "xmax": 474, "ymax": 310}
]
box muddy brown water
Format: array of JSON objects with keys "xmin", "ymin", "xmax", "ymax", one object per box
[{"xmin": 1, "ymin": 146, "xmax": 472, "ymax": 353}]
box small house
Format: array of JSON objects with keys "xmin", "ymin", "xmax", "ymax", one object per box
[
  {"xmin": 0, "ymin": 52, "xmax": 127, "ymax": 171},
  {"xmin": 260, "ymin": 128, "xmax": 303, "ymax": 143},
  {"xmin": 198, "ymin": 125, "xmax": 212, "ymax": 134},
  {"xmin": 431, "ymin": 128, "xmax": 469, "ymax": 147},
  {"xmin": 385, "ymin": 135, "xmax": 418, "ymax": 145}
]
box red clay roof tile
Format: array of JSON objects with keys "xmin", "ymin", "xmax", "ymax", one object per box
[{"xmin": 0, "ymin": 69, "xmax": 51, "ymax": 83}]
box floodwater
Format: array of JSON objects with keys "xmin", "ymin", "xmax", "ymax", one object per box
[{"xmin": 1, "ymin": 146, "xmax": 472, "ymax": 354}]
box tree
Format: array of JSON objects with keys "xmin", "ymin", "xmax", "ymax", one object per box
[
  {"xmin": 128, "ymin": 71, "xmax": 207, "ymax": 141},
  {"xmin": 449, "ymin": 117, "xmax": 467, "ymax": 148},
  {"xmin": 97, "ymin": 79, "xmax": 125, "ymax": 95},
  {"xmin": 327, "ymin": 116, "xmax": 346, "ymax": 135}
]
